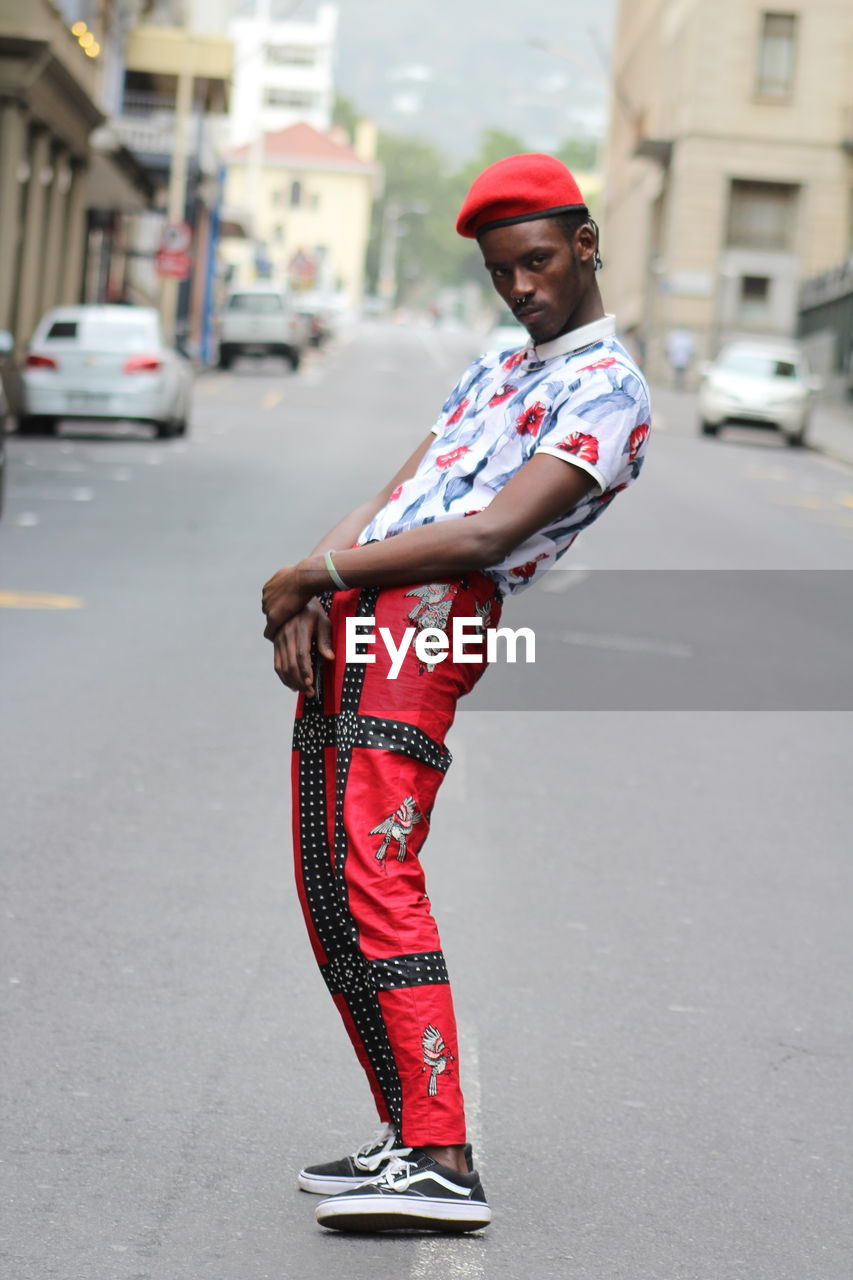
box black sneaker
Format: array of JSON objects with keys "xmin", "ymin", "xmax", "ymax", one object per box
[
  {"xmin": 314, "ymin": 1150, "xmax": 491, "ymax": 1233},
  {"xmin": 299, "ymin": 1126, "xmax": 475, "ymax": 1195},
  {"xmin": 298, "ymin": 1124, "xmax": 412, "ymax": 1194}
]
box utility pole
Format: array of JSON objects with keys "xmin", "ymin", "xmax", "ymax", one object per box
[{"xmin": 159, "ymin": 30, "xmax": 194, "ymax": 340}]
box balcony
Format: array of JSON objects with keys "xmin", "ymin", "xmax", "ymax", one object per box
[{"xmin": 112, "ymin": 91, "xmax": 226, "ymax": 179}]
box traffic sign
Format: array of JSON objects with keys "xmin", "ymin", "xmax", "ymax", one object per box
[
  {"xmin": 155, "ymin": 249, "xmax": 192, "ymax": 279},
  {"xmin": 161, "ymin": 221, "xmax": 192, "ymax": 254}
]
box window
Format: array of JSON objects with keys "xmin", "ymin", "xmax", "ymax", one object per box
[
  {"xmin": 756, "ymin": 13, "xmax": 797, "ymax": 97},
  {"xmin": 46, "ymin": 320, "xmax": 78, "ymax": 339},
  {"xmin": 227, "ymin": 293, "xmax": 283, "ymax": 313},
  {"xmin": 718, "ymin": 350, "xmax": 798, "ymax": 379},
  {"xmin": 727, "ymin": 180, "xmax": 799, "ymax": 250},
  {"xmin": 290, "ymin": 180, "xmax": 302, "ymax": 208},
  {"xmin": 265, "ymin": 43, "xmax": 316, "ymax": 67},
  {"xmin": 263, "ymin": 88, "xmax": 317, "ymax": 110},
  {"xmin": 739, "ymin": 275, "xmax": 771, "ymax": 320}
]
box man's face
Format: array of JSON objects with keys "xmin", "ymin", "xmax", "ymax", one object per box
[{"xmin": 479, "ymin": 218, "xmax": 588, "ymax": 344}]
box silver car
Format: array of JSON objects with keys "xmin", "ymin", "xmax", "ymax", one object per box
[
  {"xmin": 698, "ymin": 340, "xmax": 820, "ymax": 447},
  {"xmin": 20, "ymin": 305, "xmax": 193, "ymax": 438}
]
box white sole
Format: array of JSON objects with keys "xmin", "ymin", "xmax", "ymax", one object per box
[
  {"xmin": 298, "ymin": 1172, "xmax": 372, "ymax": 1195},
  {"xmin": 316, "ymin": 1192, "xmax": 492, "ymax": 1233}
]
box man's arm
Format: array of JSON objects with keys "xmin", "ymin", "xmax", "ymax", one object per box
[
  {"xmin": 264, "ymin": 430, "xmax": 435, "ymax": 694},
  {"xmin": 263, "ymin": 451, "xmax": 596, "ymax": 687}
]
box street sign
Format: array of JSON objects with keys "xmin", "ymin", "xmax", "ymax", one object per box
[
  {"xmin": 161, "ymin": 221, "xmax": 192, "ymax": 254},
  {"xmin": 155, "ymin": 249, "xmax": 192, "ymax": 280}
]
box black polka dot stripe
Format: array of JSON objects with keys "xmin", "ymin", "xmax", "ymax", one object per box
[
  {"xmin": 321, "ymin": 950, "xmax": 450, "ymax": 998},
  {"xmin": 293, "ymin": 588, "xmax": 453, "ymax": 1136}
]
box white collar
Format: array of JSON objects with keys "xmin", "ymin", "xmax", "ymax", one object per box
[{"xmin": 531, "ymin": 314, "xmax": 616, "ymax": 362}]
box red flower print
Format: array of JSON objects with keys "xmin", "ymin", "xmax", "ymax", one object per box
[
  {"xmin": 488, "ymin": 384, "xmax": 517, "ymax": 406},
  {"xmin": 389, "ymin": 484, "xmax": 403, "ymax": 501},
  {"xmin": 578, "ymin": 356, "xmax": 617, "ymax": 373},
  {"xmin": 628, "ymin": 423, "xmax": 650, "ymax": 460},
  {"xmin": 463, "ymin": 507, "xmax": 484, "ymax": 517},
  {"xmin": 446, "ymin": 398, "xmax": 469, "ymax": 426},
  {"xmin": 516, "ymin": 401, "xmax": 546, "ymax": 437},
  {"xmin": 435, "ymin": 445, "xmax": 469, "ymax": 469},
  {"xmin": 598, "ymin": 482, "xmax": 627, "ymax": 504},
  {"xmin": 503, "ymin": 350, "xmax": 526, "ymax": 371},
  {"xmin": 557, "ymin": 431, "xmax": 600, "ymax": 464},
  {"xmin": 509, "ymin": 553, "xmax": 548, "ymax": 580}
]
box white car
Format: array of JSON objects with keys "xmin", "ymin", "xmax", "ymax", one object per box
[
  {"xmin": 217, "ymin": 285, "xmax": 307, "ymax": 370},
  {"xmin": 698, "ymin": 341, "xmax": 820, "ymax": 447},
  {"xmin": 20, "ymin": 305, "xmax": 193, "ymax": 438},
  {"xmin": 483, "ymin": 322, "xmax": 529, "ymax": 356}
]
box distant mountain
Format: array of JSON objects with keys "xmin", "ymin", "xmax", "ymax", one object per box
[{"xmin": 330, "ymin": 0, "xmax": 616, "ymax": 160}]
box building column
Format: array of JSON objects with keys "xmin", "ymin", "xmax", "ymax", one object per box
[
  {"xmin": 60, "ymin": 161, "xmax": 89, "ymax": 306},
  {"xmin": 0, "ymin": 101, "xmax": 27, "ymax": 335},
  {"xmin": 15, "ymin": 128, "xmax": 52, "ymax": 343},
  {"xmin": 38, "ymin": 147, "xmax": 72, "ymax": 318}
]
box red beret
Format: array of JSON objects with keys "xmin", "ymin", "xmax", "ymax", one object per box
[{"xmin": 456, "ymin": 152, "xmax": 587, "ymax": 239}]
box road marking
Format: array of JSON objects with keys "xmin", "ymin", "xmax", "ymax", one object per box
[
  {"xmin": 744, "ymin": 465, "xmax": 791, "ymax": 481},
  {"xmin": 561, "ymin": 630, "xmax": 693, "ymax": 658},
  {"xmin": 14, "ymin": 513, "xmax": 39, "ymax": 526},
  {"xmin": 0, "ymin": 591, "xmax": 83, "ymax": 610},
  {"xmin": 776, "ymin": 495, "xmax": 831, "ymax": 510},
  {"xmin": 261, "ymin": 388, "xmax": 284, "ymax": 410},
  {"xmin": 14, "ymin": 486, "xmax": 95, "ymax": 502},
  {"xmin": 411, "ymin": 1022, "xmax": 485, "ymax": 1279},
  {"xmin": 199, "ymin": 375, "xmax": 231, "ymax": 394},
  {"xmin": 539, "ymin": 564, "xmax": 591, "ymax": 594}
]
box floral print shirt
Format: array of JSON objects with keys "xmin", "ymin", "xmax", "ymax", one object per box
[{"xmin": 357, "ymin": 315, "xmax": 651, "ymax": 595}]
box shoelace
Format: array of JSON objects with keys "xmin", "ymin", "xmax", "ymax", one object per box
[
  {"xmin": 355, "ymin": 1124, "xmax": 396, "ymax": 1170},
  {"xmin": 372, "ymin": 1155, "xmax": 415, "ymax": 1192}
]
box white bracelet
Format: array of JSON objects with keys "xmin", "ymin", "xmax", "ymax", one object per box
[{"xmin": 324, "ymin": 550, "xmax": 350, "ymax": 591}]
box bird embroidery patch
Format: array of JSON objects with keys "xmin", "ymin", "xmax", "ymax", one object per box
[
  {"xmin": 403, "ymin": 583, "xmax": 458, "ymax": 672},
  {"xmin": 369, "ymin": 796, "xmax": 423, "ymax": 863},
  {"xmin": 421, "ymin": 1024, "xmax": 453, "ymax": 1097}
]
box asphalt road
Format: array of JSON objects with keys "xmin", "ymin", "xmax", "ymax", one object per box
[{"xmin": 1, "ymin": 322, "xmax": 851, "ymax": 1280}]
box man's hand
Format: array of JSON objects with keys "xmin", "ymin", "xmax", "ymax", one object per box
[
  {"xmin": 268, "ymin": 598, "xmax": 334, "ymax": 696},
  {"xmin": 262, "ymin": 564, "xmax": 313, "ymax": 640}
]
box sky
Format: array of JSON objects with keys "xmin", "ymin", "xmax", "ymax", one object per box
[{"xmin": 329, "ymin": 0, "xmax": 618, "ymax": 159}]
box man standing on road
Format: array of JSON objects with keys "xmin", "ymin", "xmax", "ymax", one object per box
[{"xmin": 262, "ymin": 154, "xmax": 651, "ymax": 1235}]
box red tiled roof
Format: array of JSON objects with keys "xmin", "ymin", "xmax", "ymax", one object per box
[{"xmin": 231, "ymin": 121, "xmax": 375, "ymax": 169}]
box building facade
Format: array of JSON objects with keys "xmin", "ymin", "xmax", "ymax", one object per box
[
  {"xmin": 224, "ymin": 120, "xmax": 379, "ymax": 306},
  {"xmin": 0, "ymin": 0, "xmax": 234, "ymax": 358},
  {"xmin": 600, "ymin": 0, "xmax": 853, "ymax": 380},
  {"xmin": 228, "ymin": 1, "xmax": 336, "ymax": 147},
  {"xmin": 0, "ymin": 0, "xmax": 114, "ymax": 345}
]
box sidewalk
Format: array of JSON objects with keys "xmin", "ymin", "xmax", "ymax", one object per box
[{"xmin": 649, "ymin": 378, "xmax": 853, "ymax": 467}]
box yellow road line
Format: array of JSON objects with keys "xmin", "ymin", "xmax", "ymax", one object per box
[
  {"xmin": 775, "ymin": 495, "xmax": 831, "ymax": 510},
  {"xmin": 261, "ymin": 389, "xmax": 284, "ymax": 410},
  {"xmin": 200, "ymin": 376, "xmax": 230, "ymax": 394},
  {"xmin": 0, "ymin": 591, "xmax": 83, "ymax": 610}
]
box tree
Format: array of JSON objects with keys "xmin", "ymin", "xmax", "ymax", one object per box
[
  {"xmin": 332, "ymin": 93, "xmax": 360, "ymax": 142},
  {"xmin": 363, "ymin": 121, "xmax": 603, "ymax": 308}
]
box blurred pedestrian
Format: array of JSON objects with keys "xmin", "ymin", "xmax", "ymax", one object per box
[
  {"xmin": 262, "ymin": 153, "xmax": 651, "ymax": 1235},
  {"xmin": 665, "ymin": 326, "xmax": 695, "ymax": 389}
]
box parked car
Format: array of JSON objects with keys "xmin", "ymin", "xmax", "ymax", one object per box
[
  {"xmin": 19, "ymin": 305, "xmax": 193, "ymax": 438},
  {"xmin": 217, "ymin": 285, "xmax": 307, "ymax": 370},
  {"xmin": 0, "ymin": 330, "xmax": 12, "ymax": 518},
  {"xmin": 483, "ymin": 322, "xmax": 529, "ymax": 355},
  {"xmin": 698, "ymin": 340, "xmax": 820, "ymax": 447}
]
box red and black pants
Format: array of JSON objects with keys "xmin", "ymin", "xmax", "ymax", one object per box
[{"xmin": 291, "ymin": 575, "xmax": 500, "ymax": 1146}]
